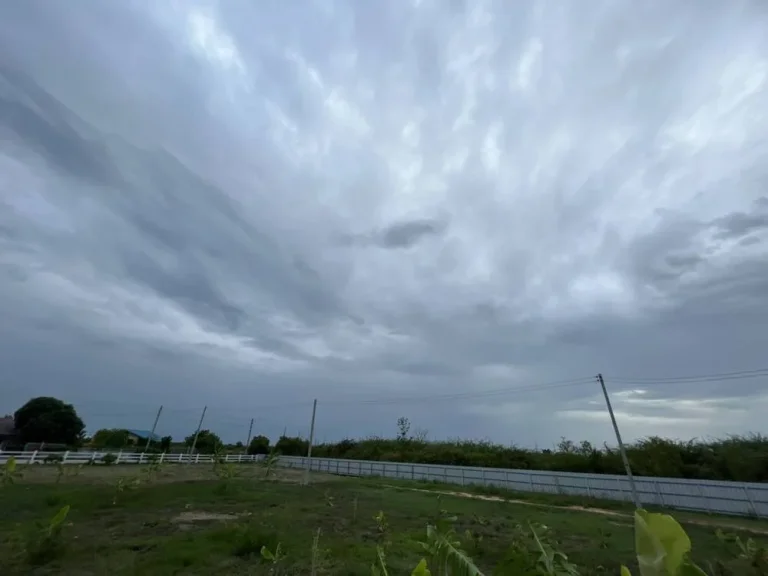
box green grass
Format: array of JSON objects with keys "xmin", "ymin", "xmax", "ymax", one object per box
[{"xmin": 0, "ymin": 464, "xmax": 766, "ymax": 575}]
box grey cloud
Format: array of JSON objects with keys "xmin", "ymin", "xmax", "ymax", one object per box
[
  {"xmin": 2, "ymin": 0, "xmax": 768, "ymax": 447},
  {"xmin": 378, "ymin": 218, "xmax": 448, "ymax": 249}
]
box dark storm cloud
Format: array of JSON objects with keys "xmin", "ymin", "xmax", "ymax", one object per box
[{"xmin": 1, "ymin": 0, "xmax": 768, "ymax": 446}]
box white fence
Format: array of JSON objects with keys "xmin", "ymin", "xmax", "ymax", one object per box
[
  {"xmin": 278, "ymin": 456, "xmax": 768, "ymax": 519},
  {"xmin": 3, "ymin": 450, "xmax": 766, "ymax": 518},
  {"xmin": 0, "ymin": 450, "xmax": 264, "ymax": 465}
]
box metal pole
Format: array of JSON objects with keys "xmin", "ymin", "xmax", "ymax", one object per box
[
  {"xmin": 303, "ymin": 399, "xmax": 317, "ymax": 485},
  {"xmin": 244, "ymin": 418, "xmax": 254, "ymax": 454},
  {"xmin": 598, "ymin": 374, "xmax": 640, "ymax": 508},
  {"xmin": 144, "ymin": 405, "xmax": 163, "ymax": 452},
  {"xmin": 188, "ymin": 406, "xmax": 207, "ymax": 461}
]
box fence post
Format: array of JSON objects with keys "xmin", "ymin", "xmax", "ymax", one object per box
[
  {"xmin": 528, "ymin": 472, "xmax": 534, "ymax": 491},
  {"xmin": 654, "ymin": 481, "xmax": 665, "ymax": 507},
  {"xmin": 30, "ymin": 450, "xmax": 38, "ymax": 464},
  {"xmin": 62, "ymin": 451, "xmax": 69, "ymax": 464},
  {"xmin": 159, "ymin": 452, "xmax": 165, "ymax": 464},
  {"xmin": 743, "ymin": 486, "xmax": 759, "ymax": 517},
  {"xmin": 178, "ymin": 453, "xmax": 183, "ymax": 463},
  {"xmin": 461, "ymin": 468, "xmax": 466, "ymax": 487},
  {"xmin": 411, "ymin": 464, "xmax": 415, "ymax": 480},
  {"xmin": 482, "ymin": 468, "xmax": 487, "ymax": 486},
  {"xmin": 554, "ymin": 475, "xmax": 562, "ymax": 495},
  {"xmin": 585, "ymin": 476, "xmax": 592, "ymax": 498},
  {"xmin": 195, "ymin": 454, "xmax": 200, "ymax": 464},
  {"xmin": 138, "ymin": 452, "xmax": 144, "ymax": 465},
  {"xmin": 116, "ymin": 450, "xmax": 122, "ymax": 464},
  {"xmin": 238, "ymin": 454, "xmax": 242, "ymax": 463}
]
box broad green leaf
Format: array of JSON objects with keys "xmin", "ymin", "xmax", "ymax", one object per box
[
  {"xmin": 621, "ymin": 567, "xmax": 633, "ymax": 576},
  {"xmin": 50, "ymin": 505, "xmax": 70, "ymax": 529},
  {"xmin": 260, "ymin": 546, "xmax": 275, "ymax": 561},
  {"xmin": 411, "ymin": 558, "xmax": 432, "ymax": 576},
  {"xmin": 634, "ymin": 509, "xmax": 690, "ymax": 576},
  {"xmin": 678, "ymin": 562, "xmax": 708, "ymax": 576},
  {"xmin": 6, "ymin": 456, "xmax": 16, "ymax": 474}
]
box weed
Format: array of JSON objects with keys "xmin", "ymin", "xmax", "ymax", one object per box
[
  {"xmin": 24, "ymin": 505, "xmax": 70, "ymax": 566},
  {"xmin": 231, "ymin": 525, "xmax": 279, "ymax": 559},
  {"xmin": 1, "ymin": 457, "xmax": 22, "ymax": 487}
]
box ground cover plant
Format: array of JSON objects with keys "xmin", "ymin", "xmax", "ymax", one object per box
[{"xmin": 1, "ymin": 461, "xmax": 767, "ymax": 575}]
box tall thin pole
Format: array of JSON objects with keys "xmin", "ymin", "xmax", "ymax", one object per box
[
  {"xmin": 244, "ymin": 418, "xmax": 254, "ymax": 454},
  {"xmin": 303, "ymin": 399, "xmax": 317, "ymax": 485},
  {"xmin": 145, "ymin": 405, "xmax": 163, "ymax": 452},
  {"xmin": 598, "ymin": 374, "xmax": 640, "ymax": 508},
  {"xmin": 188, "ymin": 406, "xmax": 207, "ymax": 459}
]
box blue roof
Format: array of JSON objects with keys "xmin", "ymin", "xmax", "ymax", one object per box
[{"xmin": 124, "ymin": 429, "xmax": 162, "ymax": 442}]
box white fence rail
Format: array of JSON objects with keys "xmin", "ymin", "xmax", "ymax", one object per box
[
  {"xmin": 278, "ymin": 456, "xmax": 768, "ymax": 519},
  {"xmin": 0, "ymin": 450, "xmax": 264, "ymax": 465},
  {"xmin": 3, "ymin": 450, "xmax": 766, "ymax": 518}
]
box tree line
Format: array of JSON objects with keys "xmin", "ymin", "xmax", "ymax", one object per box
[{"xmin": 5, "ymin": 398, "xmax": 767, "ymax": 482}]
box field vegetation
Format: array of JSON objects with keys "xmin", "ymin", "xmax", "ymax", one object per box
[
  {"xmin": 1, "ymin": 457, "xmax": 767, "ymax": 575},
  {"xmin": 274, "ymin": 418, "xmax": 768, "ymax": 483}
]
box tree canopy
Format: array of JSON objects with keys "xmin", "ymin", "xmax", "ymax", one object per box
[
  {"xmin": 184, "ymin": 429, "xmax": 222, "ymax": 454},
  {"xmin": 14, "ymin": 397, "xmax": 85, "ymax": 446},
  {"xmin": 247, "ymin": 435, "xmax": 271, "ymax": 455}
]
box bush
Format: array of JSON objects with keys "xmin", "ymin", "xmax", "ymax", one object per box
[
  {"xmin": 309, "ymin": 431, "xmax": 768, "ymax": 482},
  {"xmin": 247, "ymin": 435, "xmax": 270, "ymax": 455},
  {"xmin": 101, "ymin": 453, "xmax": 117, "ymax": 466}
]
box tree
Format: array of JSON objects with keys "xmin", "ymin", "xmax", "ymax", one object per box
[
  {"xmin": 160, "ymin": 436, "xmax": 172, "ymax": 452},
  {"xmin": 14, "ymin": 397, "xmax": 85, "ymax": 446},
  {"xmin": 184, "ymin": 429, "xmax": 222, "ymax": 454},
  {"xmin": 91, "ymin": 429, "xmax": 129, "ymax": 449},
  {"xmin": 247, "ymin": 435, "xmax": 270, "ymax": 455},
  {"xmin": 396, "ymin": 417, "xmax": 411, "ymax": 442}
]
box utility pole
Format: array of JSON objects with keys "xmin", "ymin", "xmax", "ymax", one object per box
[
  {"xmin": 244, "ymin": 418, "xmax": 254, "ymax": 454},
  {"xmin": 303, "ymin": 399, "xmax": 317, "ymax": 485},
  {"xmin": 188, "ymin": 406, "xmax": 207, "ymax": 461},
  {"xmin": 597, "ymin": 374, "xmax": 640, "ymax": 508},
  {"xmin": 144, "ymin": 405, "xmax": 163, "ymax": 452}
]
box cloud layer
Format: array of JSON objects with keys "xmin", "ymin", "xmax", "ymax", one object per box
[{"xmin": 2, "ymin": 0, "xmax": 767, "ymax": 446}]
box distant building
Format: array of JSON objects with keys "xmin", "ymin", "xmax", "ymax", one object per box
[
  {"xmin": 123, "ymin": 429, "xmax": 162, "ymax": 445},
  {"xmin": 0, "ymin": 416, "xmax": 19, "ymax": 450}
]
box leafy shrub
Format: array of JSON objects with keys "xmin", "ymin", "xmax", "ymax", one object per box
[
  {"xmin": 101, "ymin": 453, "xmax": 117, "ymax": 466},
  {"xmin": 247, "ymin": 435, "xmax": 271, "ymax": 455}
]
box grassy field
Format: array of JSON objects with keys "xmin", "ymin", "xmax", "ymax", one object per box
[{"xmin": 1, "ymin": 463, "xmax": 766, "ymax": 575}]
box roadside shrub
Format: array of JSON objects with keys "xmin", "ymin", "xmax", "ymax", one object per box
[{"xmin": 101, "ymin": 453, "xmax": 117, "ymax": 466}]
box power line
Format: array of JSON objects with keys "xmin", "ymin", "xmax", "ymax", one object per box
[{"xmin": 607, "ymin": 368, "xmax": 768, "ymax": 384}]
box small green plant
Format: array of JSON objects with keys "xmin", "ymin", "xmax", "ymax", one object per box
[
  {"xmin": 621, "ymin": 509, "xmax": 707, "ymax": 576},
  {"xmin": 529, "ymin": 523, "xmax": 580, "ymax": 575},
  {"xmin": 24, "ymin": 505, "xmax": 71, "ymax": 566},
  {"xmin": 112, "ymin": 476, "xmax": 140, "ymax": 504},
  {"xmin": 231, "ymin": 525, "xmax": 279, "ymax": 559},
  {"xmin": 101, "ymin": 453, "xmax": 117, "ymax": 466},
  {"xmin": 262, "ymin": 449, "xmax": 280, "ymax": 479},
  {"xmin": 260, "ymin": 542, "xmax": 285, "ymax": 563},
  {"xmin": 2, "ymin": 456, "xmax": 23, "ymax": 486}
]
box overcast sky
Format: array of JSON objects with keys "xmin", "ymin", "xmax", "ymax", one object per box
[{"xmin": 2, "ymin": 0, "xmax": 767, "ymax": 448}]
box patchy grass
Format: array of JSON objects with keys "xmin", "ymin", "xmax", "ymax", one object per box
[{"xmin": 0, "ymin": 464, "xmax": 766, "ymax": 575}]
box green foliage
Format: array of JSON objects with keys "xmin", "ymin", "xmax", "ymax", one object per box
[
  {"xmin": 275, "ymin": 435, "xmax": 309, "ymax": 456},
  {"xmin": 231, "ymin": 525, "xmax": 279, "ymax": 559},
  {"xmin": 184, "ymin": 429, "xmax": 223, "ymax": 454},
  {"xmin": 622, "ymin": 509, "xmax": 707, "ymax": 576},
  {"xmin": 248, "ymin": 434, "xmax": 271, "ymax": 455},
  {"xmin": 91, "ymin": 429, "xmax": 130, "ymax": 449},
  {"xmin": 101, "ymin": 453, "xmax": 117, "ymax": 466},
  {"xmin": 24, "ymin": 505, "xmax": 70, "ymax": 566},
  {"xmin": 160, "ymin": 435, "xmax": 172, "ymax": 452},
  {"xmin": 262, "ymin": 449, "xmax": 280, "ymax": 478},
  {"xmin": 310, "ymin": 429, "xmax": 768, "ymax": 482},
  {"xmin": 2, "ymin": 456, "xmax": 22, "ymax": 487},
  {"xmin": 14, "ymin": 397, "xmax": 85, "ymax": 447}
]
